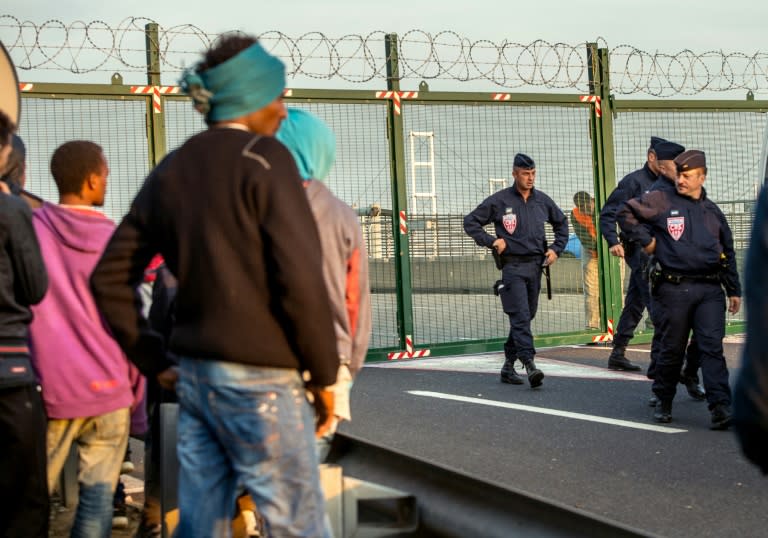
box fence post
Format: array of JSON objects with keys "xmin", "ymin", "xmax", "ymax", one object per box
[
  {"xmin": 145, "ymin": 23, "xmax": 167, "ymax": 167},
  {"xmin": 385, "ymin": 33, "xmax": 415, "ymax": 352},
  {"xmin": 586, "ymin": 43, "xmax": 623, "ymax": 331}
]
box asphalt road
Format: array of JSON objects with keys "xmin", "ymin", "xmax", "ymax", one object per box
[{"xmin": 341, "ymin": 338, "xmax": 766, "ymax": 538}]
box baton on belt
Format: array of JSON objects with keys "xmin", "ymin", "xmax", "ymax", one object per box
[
  {"xmin": 490, "ymin": 246, "xmax": 503, "ymax": 270},
  {"xmin": 542, "ymin": 263, "xmax": 552, "ymax": 300}
]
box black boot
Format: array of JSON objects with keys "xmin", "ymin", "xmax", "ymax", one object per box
[
  {"xmin": 710, "ymin": 403, "xmax": 732, "ymax": 430},
  {"xmin": 608, "ymin": 345, "xmax": 642, "ymax": 371},
  {"xmin": 653, "ymin": 400, "xmax": 672, "ymax": 423},
  {"xmin": 500, "ymin": 357, "xmax": 524, "ymax": 385},
  {"xmin": 524, "ymin": 359, "xmax": 544, "ymax": 388},
  {"xmin": 680, "ymin": 372, "xmax": 706, "ymax": 401}
]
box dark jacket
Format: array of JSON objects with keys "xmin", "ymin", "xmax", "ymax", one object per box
[
  {"xmin": 91, "ymin": 128, "xmax": 338, "ymax": 387},
  {"xmin": 463, "ymin": 186, "xmax": 568, "ymax": 258},
  {"xmin": 734, "ymin": 184, "xmax": 768, "ymax": 474},
  {"xmin": 599, "ymin": 163, "xmax": 657, "ymax": 247},
  {"xmin": 616, "ymin": 187, "xmax": 741, "ymax": 297},
  {"xmin": 0, "ymin": 193, "xmax": 47, "ymax": 341}
]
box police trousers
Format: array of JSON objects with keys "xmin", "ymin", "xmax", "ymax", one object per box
[
  {"xmin": 499, "ymin": 259, "xmax": 542, "ymax": 364},
  {"xmin": 652, "ymin": 280, "xmax": 730, "ymax": 406}
]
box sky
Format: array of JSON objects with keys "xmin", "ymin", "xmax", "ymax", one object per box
[{"xmin": 2, "ymin": 0, "xmax": 768, "ymax": 96}]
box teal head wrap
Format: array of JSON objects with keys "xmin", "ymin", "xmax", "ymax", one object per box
[
  {"xmin": 180, "ymin": 42, "xmax": 286, "ymax": 122},
  {"xmin": 275, "ymin": 108, "xmax": 336, "ymax": 182}
]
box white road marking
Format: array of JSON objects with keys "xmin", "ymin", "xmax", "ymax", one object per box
[
  {"xmin": 369, "ymin": 354, "xmax": 648, "ymax": 381},
  {"xmin": 408, "ymin": 390, "xmax": 687, "ymax": 434}
]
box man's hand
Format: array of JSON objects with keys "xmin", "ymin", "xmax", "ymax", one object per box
[
  {"xmin": 642, "ymin": 237, "xmax": 657, "ymax": 255},
  {"xmin": 156, "ymin": 366, "xmax": 179, "ymax": 391},
  {"xmin": 0, "ymin": 182, "xmax": 10, "ymax": 195},
  {"xmin": 492, "ymin": 238, "xmax": 506, "ymax": 254},
  {"xmin": 728, "ymin": 296, "xmax": 741, "ymax": 315},
  {"xmin": 543, "ymin": 249, "xmax": 558, "ymax": 266},
  {"xmin": 308, "ymin": 386, "xmax": 335, "ymax": 438},
  {"xmin": 609, "ymin": 244, "xmax": 625, "ymax": 258}
]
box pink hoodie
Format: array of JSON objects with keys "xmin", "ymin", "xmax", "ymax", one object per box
[{"xmin": 29, "ymin": 202, "xmax": 139, "ymax": 420}]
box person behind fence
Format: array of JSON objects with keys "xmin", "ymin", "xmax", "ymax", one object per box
[
  {"xmin": 570, "ymin": 191, "xmax": 600, "ymax": 330},
  {"xmin": 463, "ymin": 153, "xmax": 568, "ymax": 388},
  {"xmin": 0, "ymin": 120, "xmax": 50, "ymax": 538},
  {"xmin": 733, "ymin": 183, "xmax": 768, "ymax": 474},
  {"xmin": 27, "ymin": 140, "xmax": 137, "ymax": 536},
  {"xmin": 617, "ymin": 150, "xmax": 741, "ymax": 428},
  {"xmin": 276, "ymin": 108, "xmax": 373, "ymax": 460},
  {"xmin": 90, "ymin": 33, "xmax": 339, "ymax": 538}
]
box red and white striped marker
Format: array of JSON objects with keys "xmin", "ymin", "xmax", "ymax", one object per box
[
  {"xmin": 591, "ymin": 318, "xmax": 614, "ymax": 343},
  {"xmin": 387, "ymin": 335, "xmax": 431, "ymax": 360},
  {"xmin": 130, "ymin": 86, "xmax": 180, "ymax": 113},
  {"xmin": 375, "ymin": 91, "xmax": 419, "ymax": 115},
  {"xmin": 579, "ymin": 95, "xmax": 602, "ymax": 117},
  {"xmin": 399, "ymin": 210, "xmax": 408, "ymax": 235},
  {"xmin": 283, "ymin": 89, "xmax": 293, "ymax": 97},
  {"xmin": 492, "ymin": 93, "xmax": 511, "ymax": 101},
  {"xmin": 19, "ymin": 83, "xmax": 34, "ymax": 92}
]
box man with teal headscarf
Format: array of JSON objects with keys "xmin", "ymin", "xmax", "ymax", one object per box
[
  {"xmin": 277, "ymin": 108, "xmax": 372, "ymax": 461},
  {"xmin": 92, "ymin": 35, "xmax": 337, "ymax": 538}
]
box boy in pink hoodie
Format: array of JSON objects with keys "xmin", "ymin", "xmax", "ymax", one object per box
[{"xmin": 29, "ymin": 140, "xmax": 140, "ymax": 536}]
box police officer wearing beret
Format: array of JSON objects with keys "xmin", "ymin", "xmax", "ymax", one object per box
[
  {"xmin": 464, "ymin": 153, "xmax": 568, "ymax": 388},
  {"xmin": 599, "ymin": 136, "xmax": 667, "ymax": 371},
  {"xmin": 617, "ymin": 150, "xmax": 741, "ymax": 428}
]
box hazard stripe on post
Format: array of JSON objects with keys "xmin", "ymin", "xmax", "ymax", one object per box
[
  {"xmin": 579, "ymin": 95, "xmax": 602, "ymax": 117},
  {"xmin": 19, "ymin": 83, "xmax": 34, "ymax": 91},
  {"xmin": 492, "ymin": 93, "xmax": 511, "ymax": 101},
  {"xmin": 399, "ymin": 210, "xmax": 408, "ymax": 234}
]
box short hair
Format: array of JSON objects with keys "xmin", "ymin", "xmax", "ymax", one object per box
[
  {"xmin": 50, "ymin": 140, "xmax": 104, "ymax": 196},
  {"xmin": 0, "ymin": 109, "xmax": 15, "ymax": 147},
  {"xmin": 573, "ymin": 191, "xmax": 593, "ymax": 208},
  {"xmin": 196, "ymin": 34, "xmax": 258, "ymax": 73}
]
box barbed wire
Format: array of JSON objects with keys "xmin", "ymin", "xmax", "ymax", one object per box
[{"xmin": 1, "ymin": 15, "xmax": 767, "ymax": 96}]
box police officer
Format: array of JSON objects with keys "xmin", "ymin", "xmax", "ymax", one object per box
[
  {"xmin": 463, "ymin": 153, "xmax": 568, "ymax": 388},
  {"xmin": 645, "ymin": 141, "xmax": 706, "ymax": 403},
  {"xmin": 600, "ymin": 136, "xmax": 667, "ymax": 371},
  {"xmin": 617, "ymin": 150, "xmax": 741, "ymax": 428}
]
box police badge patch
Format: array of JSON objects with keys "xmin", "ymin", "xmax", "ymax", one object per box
[
  {"xmin": 667, "ymin": 216, "xmax": 685, "ymax": 241},
  {"xmin": 502, "ymin": 212, "xmax": 517, "ymax": 234}
]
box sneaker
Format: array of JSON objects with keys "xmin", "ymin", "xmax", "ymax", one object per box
[
  {"xmin": 113, "ymin": 505, "xmax": 129, "ymax": 529},
  {"xmin": 648, "ymin": 394, "xmax": 659, "ymax": 407},
  {"xmin": 121, "ymin": 446, "xmax": 134, "ymax": 474}
]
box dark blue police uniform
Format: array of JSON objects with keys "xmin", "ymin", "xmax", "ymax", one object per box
[
  {"xmin": 600, "ymin": 161, "xmax": 657, "ymax": 357},
  {"xmin": 617, "ymin": 151, "xmax": 740, "ymax": 428},
  {"xmin": 464, "ymin": 158, "xmax": 568, "ymax": 388}
]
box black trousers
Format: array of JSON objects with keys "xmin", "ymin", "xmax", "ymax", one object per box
[
  {"xmin": 500, "ymin": 259, "xmax": 542, "ymax": 364},
  {"xmin": 0, "ymin": 383, "xmax": 49, "ymax": 538},
  {"xmin": 652, "ymin": 280, "xmax": 730, "ymax": 406}
]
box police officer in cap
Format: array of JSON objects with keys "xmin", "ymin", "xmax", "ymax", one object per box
[
  {"xmin": 464, "ymin": 153, "xmax": 568, "ymax": 388},
  {"xmin": 600, "ymin": 136, "xmax": 667, "ymax": 371},
  {"xmin": 617, "ymin": 150, "xmax": 741, "ymax": 428},
  {"xmin": 647, "ymin": 141, "xmax": 706, "ymax": 404}
]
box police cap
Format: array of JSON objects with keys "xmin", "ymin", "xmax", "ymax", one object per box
[
  {"xmin": 513, "ymin": 153, "xmax": 535, "ymax": 169},
  {"xmin": 649, "ymin": 136, "xmax": 667, "ymax": 151},
  {"xmin": 675, "ymin": 149, "xmax": 706, "ymax": 172},
  {"xmin": 654, "ymin": 141, "xmax": 685, "ymax": 161}
]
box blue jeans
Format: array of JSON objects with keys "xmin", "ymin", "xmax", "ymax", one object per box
[{"xmin": 175, "ymin": 358, "xmax": 327, "ymax": 538}]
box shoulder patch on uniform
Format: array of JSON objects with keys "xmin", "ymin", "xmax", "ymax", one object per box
[
  {"xmin": 502, "ymin": 211, "xmax": 517, "ymax": 234},
  {"xmin": 241, "ymin": 136, "xmax": 272, "ymax": 170}
]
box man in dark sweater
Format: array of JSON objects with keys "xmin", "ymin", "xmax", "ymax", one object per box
[
  {"xmin": 91, "ymin": 35, "xmax": 338, "ymax": 537},
  {"xmin": 0, "ymin": 115, "xmax": 49, "ymax": 538}
]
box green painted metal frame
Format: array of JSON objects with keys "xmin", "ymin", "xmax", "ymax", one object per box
[{"xmin": 16, "ymin": 31, "xmax": 755, "ymax": 364}]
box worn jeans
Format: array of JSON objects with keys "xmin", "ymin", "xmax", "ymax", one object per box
[
  {"xmin": 47, "ymin": 407, "xmax": 130, "ymax": 538},
  {"xmin": 581, "ymin": 252, "xmax": 600, "ymax": 329},
  {"xmin": 175, "ymin": 358, "xmax": 328, "ymax": 538}
]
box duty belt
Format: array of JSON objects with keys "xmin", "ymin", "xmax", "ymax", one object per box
[
  {"xmin": 660, "ymin": 271, "xmax": 720, "ymax": 284},
  {"xmin": 502, "ymin": 254, "xmax": 543, "ymax": 263}
]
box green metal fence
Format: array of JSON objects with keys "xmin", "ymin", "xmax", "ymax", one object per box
[{"xmin": 14, "ymin": 35, "xmax": 765, "ymax": 362}]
